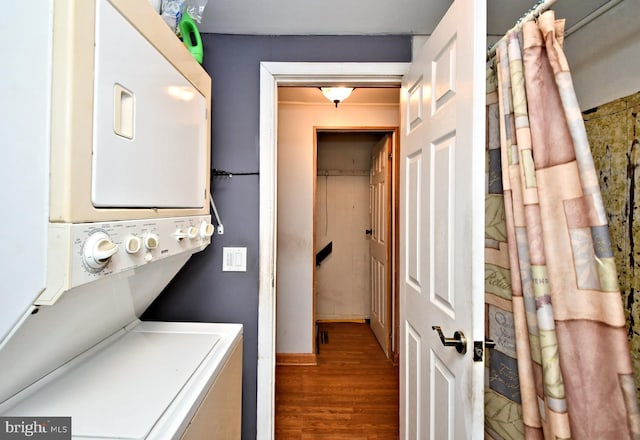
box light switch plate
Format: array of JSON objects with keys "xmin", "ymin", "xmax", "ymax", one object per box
[{"xmin": 222, "ymin": 247, "xmax": 247, "ymax": 272}]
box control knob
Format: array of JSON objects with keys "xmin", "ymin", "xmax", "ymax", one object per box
[
  {"xmin": 125, "ymin": 236, "xmax": 142, "ymax": 254},
  {"xmin": 187, "ymin": 226, "xmax": 199, "ymax": 239},
  {"xmin": 83, "ymin": 232, "xmax": 119, "ymax": 271},
  {"xmin": 200, "ymin": 221, "xmax": 214, "ymax": 238},
  {"xmin": 144, "ymin": 233, "xmax": 160, "ymax": 250},
  {"xmin": 172, "ymin": 229, "xmax": 188, "ymax": 241}
]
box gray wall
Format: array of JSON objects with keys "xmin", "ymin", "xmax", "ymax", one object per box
[{"xmin": 142, "ymin": 34, "xmax": 411, "ymax": 439}]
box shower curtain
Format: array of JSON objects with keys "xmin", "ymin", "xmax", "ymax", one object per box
[{"xmin": 484, "ymin": 10, "xmax": 640, "ymax": 440}]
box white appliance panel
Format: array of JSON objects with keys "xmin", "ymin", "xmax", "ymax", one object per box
[
  {"xmin": 38, "ymin": 215, "xmax": 211, "ymax": 305},
  {"xmin": 0, "ymin": 0, "xmax": 52, "ymax": 345},
  {"xmin": 1, "ymin": 323, "xmax": 242, "ymax": 440},
  {"xmin": 92, "ymin": 0, "xmax": 207, "ymax": 208},
  {"xmin": 0, "ymin": 251, "xmax": 199, "ymax": 407}
]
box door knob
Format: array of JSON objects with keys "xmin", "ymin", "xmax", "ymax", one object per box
[
  {"xmin": 365, "ymin": 229, "xmax": 373, "ymax": 235},
  {"xmin": 432, "ymin": 326, "xmax": 467, "ymax": 354}
]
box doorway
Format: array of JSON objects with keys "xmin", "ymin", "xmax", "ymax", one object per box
[
  {"xmin": 257, "ymin": 62, "xmax": 410, "ymax": 438},
  {"xmin": 314, "ymin": 129, "xmax": 398, "ymax": 360},
  {"xmin": 275, "ymin": 87, "xmax": 401, "ymax": 365}
]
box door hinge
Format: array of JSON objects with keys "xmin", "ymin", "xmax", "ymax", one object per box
[
  {"xmin": 388, "ymin": 152, "xmax": 393, "ymax": 160},
  {"xmin": 473, "ymin": 338, "xmax": 496, "ymax": 362}
]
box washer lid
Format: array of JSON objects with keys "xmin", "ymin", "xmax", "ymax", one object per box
[{"xmin": 4, "ymin": 329, "xmax": 220, "ymax": 439}]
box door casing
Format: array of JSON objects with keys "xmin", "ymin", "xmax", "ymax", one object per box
[{"xmin": 258, "ymin": 62, "xmax": 410, "ymax": 439}]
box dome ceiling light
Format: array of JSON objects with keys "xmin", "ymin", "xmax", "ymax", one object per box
[{"xmin": 320, "ymin": 87, "xmax": 354, "ymax": 107}]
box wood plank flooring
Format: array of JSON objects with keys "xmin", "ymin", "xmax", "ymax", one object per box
[{"xmin": 275, "ymin": 322, "xmax": 399, "ymax": 439}]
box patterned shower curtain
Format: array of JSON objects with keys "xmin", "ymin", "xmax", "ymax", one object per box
[{"xmin": 484, "ymin": 10, "xmax": 640, "ymax": 440}]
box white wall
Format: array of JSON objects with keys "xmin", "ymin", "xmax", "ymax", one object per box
[
  {"xmin": 276, "ymin": 102, "xmax": 398, "ymax": 354},
  {"xmin": 559, "ymin": 1, "xmax": 640, "ymax": 111}
]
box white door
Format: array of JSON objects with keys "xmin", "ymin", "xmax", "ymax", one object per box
[
  {"xmin": 370, "ymin": 134, "xmax": 392, "ymax": 357},
  {"xmin": 399, "ymin": 0, "xmax": 486, "ymax": 438}
]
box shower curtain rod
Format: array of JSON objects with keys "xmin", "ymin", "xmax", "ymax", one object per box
[
  {"xmin": 487, "ymin": 0, "xmax": 558, "ymax": 60},
  {"xmin": 487, "ymin": 0, "xmax": 623, "ymax": 60}
]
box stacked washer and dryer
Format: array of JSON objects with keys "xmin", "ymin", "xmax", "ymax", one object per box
[{"xmin": 0, "ymin": 1, "xmax": 242, "ymax": 438}]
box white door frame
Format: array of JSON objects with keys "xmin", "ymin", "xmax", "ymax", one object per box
[{"xmin": 257, "ymin": 61, "xmax": 410, "ymax": 439}]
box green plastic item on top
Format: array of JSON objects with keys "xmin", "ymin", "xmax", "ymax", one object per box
[{"xmin": 179, "ymin": 12, "xmax": 203, "ymax": 64}]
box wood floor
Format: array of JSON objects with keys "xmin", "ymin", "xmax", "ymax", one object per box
[{"xmin": 275, "ymin": 322, "xmax": 399, "ymax": 439}]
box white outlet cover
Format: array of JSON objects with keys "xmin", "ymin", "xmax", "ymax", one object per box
[{"xmin": 222, "ymin": 247, "xmax": 247, "ymax": 272}]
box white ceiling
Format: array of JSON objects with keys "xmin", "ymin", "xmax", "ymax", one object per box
[
  {"xmin": 198, "ymin": 0, "xmax": 615, "ymax": 37},
  {"xmin": 197, "ymin": 0, "xmax": 619, "ymax": 106}
]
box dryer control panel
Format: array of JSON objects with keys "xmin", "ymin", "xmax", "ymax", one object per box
[{"xmin": 37, "ymin": 215, "xmax": 214, "ymax": 306}]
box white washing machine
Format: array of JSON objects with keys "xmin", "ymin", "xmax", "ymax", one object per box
[
  {"xmin": 1, "ymin": 320, "xmax": 243, "ymax": 439},
  {"xmin": 0, "ymin": 1, "xmax": 242, "ymax": 438}
]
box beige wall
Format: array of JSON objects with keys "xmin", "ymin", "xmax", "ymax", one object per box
[
  {"xmin": 584, "ymin": 91, "xmax": 640, "ymax": 400},
  {"xmin": 276, "ymin": 101, "xmax": 398, "ymax": 354}
]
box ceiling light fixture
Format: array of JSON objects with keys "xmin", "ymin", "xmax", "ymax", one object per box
[{"xmin": 320, "ymin": 87, "xmax": 354, "ymax": 108}]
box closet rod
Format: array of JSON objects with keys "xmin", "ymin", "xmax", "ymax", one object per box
[{"xmin": 487, "ymin": 0, "xmax": 558, "ymax": 60}]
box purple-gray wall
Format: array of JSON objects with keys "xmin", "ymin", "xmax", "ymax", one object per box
[{"xmin": 143, "ymin": 34, "xmax": 411, "ymax": 439}]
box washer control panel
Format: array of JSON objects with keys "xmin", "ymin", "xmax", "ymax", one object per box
[{"xmin": 37, "ymin": 215, "xmax": 213, "ymax": 305}]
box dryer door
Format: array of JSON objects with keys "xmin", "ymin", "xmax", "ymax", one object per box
[{"xmin": 91, "ymin": 0, "xmax": 207, "ymax": 209}]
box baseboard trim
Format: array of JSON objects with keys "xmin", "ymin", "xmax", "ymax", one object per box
[
  {"xmin": 316, "ymin": 318, "xmax": 369, "ymax": 324},
  {"xmin": 276, "ymin": 353, "xmax": 318, "ymax": 366}
]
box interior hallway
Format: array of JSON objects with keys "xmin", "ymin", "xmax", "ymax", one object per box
[{"xmin": 275, "ymin": 322, "xmax": 399, "ymax": 439}]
